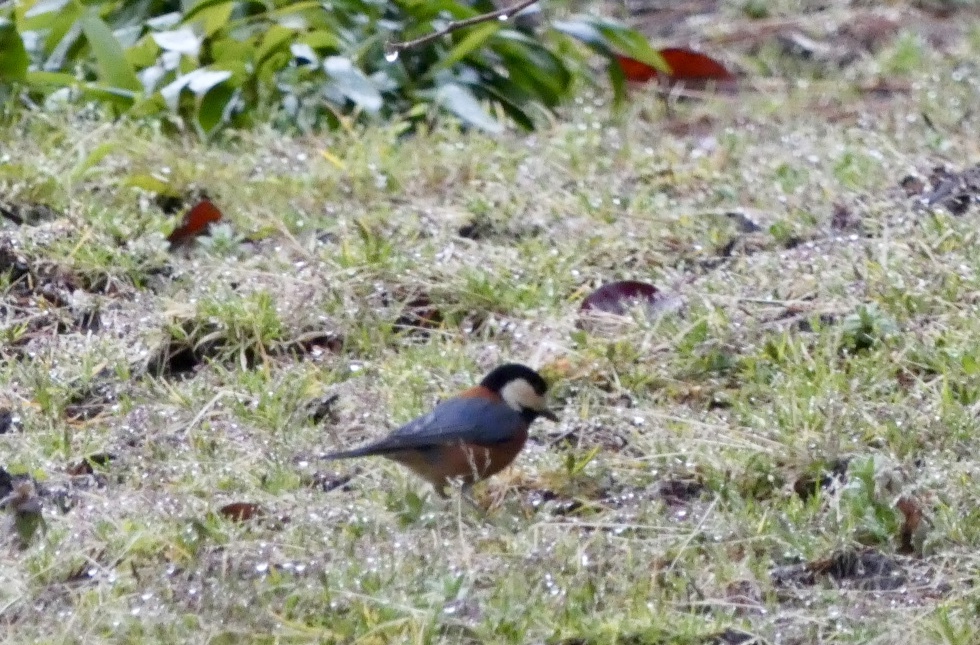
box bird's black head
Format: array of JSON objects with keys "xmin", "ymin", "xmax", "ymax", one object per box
[
  {"xmin": 481, "ymin": 363, "xmax": 548, "ymax": 394},
  {"xmin": 480, "ymin": 363, "xmax": 558, "ymax": 422}
]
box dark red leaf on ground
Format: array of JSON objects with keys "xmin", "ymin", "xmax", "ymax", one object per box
[
  {"xmin": 167, "ymin": 199, "xmax": 223, "ymax": 248},
  {"xmin": 615, "ymin": 48, "xmax": 734, "ymax": 86},
  {"xmin": 615, "ymin": 54, "xmax": 660, "ymax": 83},
  {"xmin": 896, "ymin": 495, "xmax": 927, "ymax": 555},
  {"xmin": 218, "ymin": 502, "xmax": 263, "ymax": 522},
  {"xmin": 581, "ymin": 280, "xmax": 668, "ymax": 316}
]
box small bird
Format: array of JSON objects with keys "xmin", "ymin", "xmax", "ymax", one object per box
[{"xmin": 323, "ymin": 363, "xmax": 558, "ymax": 497}]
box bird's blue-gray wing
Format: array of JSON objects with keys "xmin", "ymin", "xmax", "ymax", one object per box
[
  {"xmin": 388, "ymin": 397, "xmax": 524, "ymax": 446},
  {"xmin": 324, "ymin": 397, "xmax": 524, "ymax": 460}
]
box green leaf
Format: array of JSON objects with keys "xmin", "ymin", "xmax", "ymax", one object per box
[
  {"xmin": 607, "ymin": 57, "xmax": 626, "ymax": 107},
  {"xmin": 550, "ymin": 19, "xmax": 609, "ymax": 54},
  {"xmin": 256, "ymin": 25, "xmax": 295, "ymax": 66},
  {"xmin": 24, "ymin": 70, "xmax": 77, "ymax": 87},
  {"xmin": 267, "ymin": 1, "xmax": 326, "ymax": 20},
  {"xmin": 39, "ymin": 3, "xmax": 83, "ymax": 61},
  {"xmin": 126, "ymin": 35, "xmax": 162, "ymax": 69},
  {"xmin": 553, "ymin": 16, "xmax": 668, "ymax": 73},
  {"xmin": 401, "ymin": 0, "xmax": 475, "ymax": 21},
  {"xmin": 298, "ymin": 30, "xmax": 340, "ymax": 50},
  {"xmin": 0, "ymin": 20, "xmax": 29, "ymax": 81},
  {"xmin": 212, "ymin": 38, "xmax": 253, "ymax": 65},
  {"xmin": 183, "ymin": 0, "xmax": 235, "ymax": 36},
  {"xmin": 124, "ymin": 173, "xmax": 176, "ymax": 195},
  {"xmin": 197, "ymin": 82, "xmax": 235, "ymax": 135},
  {"xmin": 428, "ymin": 21, "xmax": 500, "ymax": 76},
  {"xmin": 481, "ymin": 80, "xmax": 535, "ymax": 130},
  {"xmin": 79, "ymin": 10, "xmax": 141, "ymax": 92},
  {"xmin": 435, "ymin": 83, "xmax": 502, "ymax": 134},
  {"xmin": 71, "ymin": 142, "xmax": 116, "ymax": 180},
  {"xmin": 592, "ymin": 19, "xmax": 667, "ymax": 72},
  {"xmin": 129, "ymin": 92, "xmax": 167, "ymax": 118},
  {"xmin": 323, "ymin": 56, "xmax": 382, "ymax": 114},
  {"xmin": 493, "ymin": 35, "xmax": 570, "ymax": 105},
  {"xmin": 76, "ymin": 83, "xmax": 138, "ymax": 108}
]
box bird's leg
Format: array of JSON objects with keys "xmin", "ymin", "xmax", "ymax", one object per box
[
  {"xmin": 433, "ymin": 482, "xmax": 451, "ymax": 499},
  {"xmin": 459, "ymin": 483, "xmax": 485, "ymax": 515},
  {"xmin": 442, "ymin": 478, "xmax": 487, "ymax": 519}
]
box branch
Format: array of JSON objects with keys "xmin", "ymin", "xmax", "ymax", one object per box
[{"xmin": 385, "ymin": 0, "xmax": 541, "ymax": 57}]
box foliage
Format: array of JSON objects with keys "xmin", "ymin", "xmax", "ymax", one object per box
[{"xmin": 0, "ymin": 0, "xmax": 664, "ymax": 136}]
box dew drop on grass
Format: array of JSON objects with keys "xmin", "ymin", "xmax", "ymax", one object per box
[
  {"xmin": 498, "ymin": 13, "xmax": 508, "ymax": 20},
  {"xmin": 384, "ymin": 49, "xmax": 399, "ymax": 63}
]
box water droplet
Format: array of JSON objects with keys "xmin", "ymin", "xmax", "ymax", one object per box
[
  {"xmin": 498, "ymin": 13, "xmax": 509, "ymax": 20},
  {"xmin": 384, "ymin": 48, "xmax": 399, "ymax": 63}
]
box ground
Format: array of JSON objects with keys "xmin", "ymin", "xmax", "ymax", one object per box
[{"xmin": 3, "ymin": 1, "xmax": 980, "ymax": 643}]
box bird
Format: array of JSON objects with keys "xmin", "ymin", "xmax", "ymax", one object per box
[{"xmin": 323, "ymin": 363, "xmax": 559, "ymax": 497}]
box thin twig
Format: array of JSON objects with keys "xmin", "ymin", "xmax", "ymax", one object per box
[{"xmin": 386, "ymin": 0, "xmax": 541, "ymax": 55}]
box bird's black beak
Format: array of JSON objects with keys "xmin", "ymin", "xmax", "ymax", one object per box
[{"xmin": 540, "ymin": 408, "xmax": 559, "ymax": 422}]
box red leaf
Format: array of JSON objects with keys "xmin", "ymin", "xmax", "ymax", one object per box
[
  {"xmin": 167, "ymin": 199, "xmax": 223, "ymax": 248},
  {"xmin": 896, "ymin": 495, "xmax": 927, "ymax": 556},
  {"xmin": 581, "ymin": 281, "xmax": 672, "ymax": 316},
  {"xmin": 615, "ymin": 54, "xmax": 660, "ymax": 83},
  {"xmin": 218, "ymin": 502, "xmax": 262, "ymax": 522},
  {"xmin": 661, "ymin": 48, "xmax": 734, "ymax": 81},
  {"xmin": 615, "ymin": 48, "xmax": 734, "ymax": 86}
]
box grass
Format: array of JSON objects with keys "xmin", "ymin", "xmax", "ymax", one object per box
[{"xmin": 4, "ymin": 3, "xmax": 980, "ymax": 643}]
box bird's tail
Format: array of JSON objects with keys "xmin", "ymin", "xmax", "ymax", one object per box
[
  {"xmin": 322, "ymin": 447, "xmax": 375, "ymax": 461},
  {"xmin": 323, "ymin": 436, "xmax": 411, "ymax": 460}
]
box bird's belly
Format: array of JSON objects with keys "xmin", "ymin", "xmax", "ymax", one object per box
[{"xmin": 386, "ymin": 433, "xmax": 528, "ymax": 487}]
